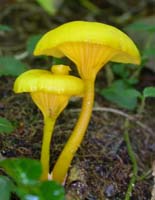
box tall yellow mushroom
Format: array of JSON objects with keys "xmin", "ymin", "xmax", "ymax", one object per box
[
  {"xmin": 13, "ymin": 64, "xmax": 84, "ymax": 180},
  {"xmin": 34, "ymin": 21, "xmax": 141, "ymax": 184}
]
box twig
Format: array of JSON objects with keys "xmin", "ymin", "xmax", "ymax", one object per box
[
  {"xmin": 14, "ymin": 51, "xmax": 29, "ymax": 60},
  {"xmin": 124, "ymin": 119, "xmax": 138, "ymax": 200},
  {"xmin": 69, "ymin": 106, "xmax": 153, "ymax": 135}
]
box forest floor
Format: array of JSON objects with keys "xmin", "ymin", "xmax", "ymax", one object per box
[{"xmin": 0, "ymin": 1, "xmax": 155, "ymax": 199}]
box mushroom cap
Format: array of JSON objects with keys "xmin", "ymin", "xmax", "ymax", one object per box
[
  {"xmin": 34, "ymin": 21, "xmax": 140, "ymax": 65},
  {"xmin": 13, "ymin": 69, "xmax": 84, "ymax": 96}
]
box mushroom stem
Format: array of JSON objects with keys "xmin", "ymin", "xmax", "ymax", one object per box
[
  {"xmin": 41, "ymin": 116, "xmax": 56, "ymax": 180},
  {"xmin": 52, "ymin": 79, "xmax": 95, "ymax": 184}
]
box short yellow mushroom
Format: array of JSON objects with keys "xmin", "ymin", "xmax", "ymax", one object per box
[
  {"xmin": 34, "ymin": 21, "xmax": 141, "ymax": 184},
  {"xmin": 13, "ymin": 64, "xmax": 84, "ymax": 180}
]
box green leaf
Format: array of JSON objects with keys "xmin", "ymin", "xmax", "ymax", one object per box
[
  {"xmin": 142, "ymin": 48, "xmax": 155, "ymax": 57},
  {"xmin": 0, "ymin": 176, "xmax": 12, "ymax": 200},
  {"xmin": 0, "ymin": 117, "xmax": 14, "ymax": 134},
  {"xmin": 126, "ymin": 22, "xmax": 155, "ymax": 32},
  {"xmin": 100, "ymin": 80, "xmax": 141, "ymax": 110},
  {"xmin": 0, "ymin": 158, "xmax": 65, "ymax": 200},
  {"xmin": 0, "ymin": 56, "xmax": 27, "ymax": 77},
  {"xmin": 0, "ymin": 24, "xmax": 12, "ymax": 32},
  {"xmin": 111, "ymin": 63, "xmax": 139, "ymax": 85},
  {"xmin": 0, "ymin": 158, "xmax": 42, "ymax": 185},
  {"xmin": 143, "ymin": 87, "xmax": 155, "ymax": 98},
  {"xmin": 36, "ymin": 0, "xmax": 63, "ymax": 15},
  {"xmin": 27, "ymin": 34, "xmax": 43, "ymax": 54},
  {"xmin": 18, "ymin": 193, "xmax": 40, "ymax": 200},
  {"xmin": 17, "ymin": 181, "xmax": 65, "ymax": 200},
  {"xmin": 112, "ymin": 63, "xmax": 130, "ymax": 78},
  {"xmin": 39, "ymin": 181, "xmax": 65, "ymax": 200},
  {"xmin": 126, "ymin": 77, "xmax": 139, "ymax": 85}
]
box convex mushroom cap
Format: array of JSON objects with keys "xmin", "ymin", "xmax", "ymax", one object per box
[
  {"xmin": 13, "ymin": 65, "xmax": 84, "ymax": 118},
  {"xmin": 14, "ymin": 65, "xmax": 84, "ymax": 96},
  {"xmin": 34, "ymin": 21, "xmax": 141, "ymax": 80}
]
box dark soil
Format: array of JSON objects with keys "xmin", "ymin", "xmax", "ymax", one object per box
[{"xmin": 0, "ymin": 1, "xmax": 155, "ymax": 200}]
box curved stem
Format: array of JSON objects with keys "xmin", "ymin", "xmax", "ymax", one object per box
[
  {"xmin": 40, "ymin": 117, "xmax": 56, "ymax": 180},
  {"xmin": 124, "ymin": 119, "xmax": 138, "ymax": 200},
  {"xmin": 137, "ymin": 96, "xmax": 145, "ymax": 115},
  {"xmin": 52, "ymin": 80, "xmax": 95, "ymax": 184}
]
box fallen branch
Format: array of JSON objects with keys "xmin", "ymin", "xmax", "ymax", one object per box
[{"xmin": 69, "ymin": 106, "xmax": 153, "ymax": 135}]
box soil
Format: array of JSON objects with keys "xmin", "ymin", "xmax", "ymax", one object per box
[{"xmin": 0, "ymin": 1, "xmax": 155, "ymax": 200}]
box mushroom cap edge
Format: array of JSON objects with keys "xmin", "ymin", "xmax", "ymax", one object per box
[
  {"xmin": 13, "ymin": 69, "xmax": 85, "ymax": 96},
  {"xmin": 34, "ymin": 21, "xmax": 141, "ymax": 65}
]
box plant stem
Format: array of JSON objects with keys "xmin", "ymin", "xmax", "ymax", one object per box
[
  {"xmin": 52, "ymin": 80, "xmax": 95, "ymax": 184},
  {"xmin": 79, "ymin": 0, "xmax": 100, "ymax": 14},
  {"xmin": 40, "ymin": 117, "xmax": 56, "ymax": 180},
  {"xmin": 105, "ymin": 64, "xmax": 114, "ymax": 86},
  {"xmin": 124, "ymin": 119, "xmax": 138, "ymax": 200},
  {"xmin": 137, "ymin": 96, "xmax": 145, "ymax": 115}
]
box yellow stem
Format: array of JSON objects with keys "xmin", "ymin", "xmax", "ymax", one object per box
[
  {"xmin": 52, "ymin": 79, "xmax": 95, "ymax": 184},
  {"xmin": 40, "ymin": 116, "xmax": 56, "ymax": 180}
]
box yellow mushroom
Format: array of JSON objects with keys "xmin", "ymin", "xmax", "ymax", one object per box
[
  {"xmin": 34, "ymin": 21, "xmax": 141, "ymax": 184},
  {"xmin": 13, "ymin": 64, "xmax": 84, "ymax": 180},
  {"xmin": 34, "ymin": 21, "xmax": 140, "ymax": 80}
]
